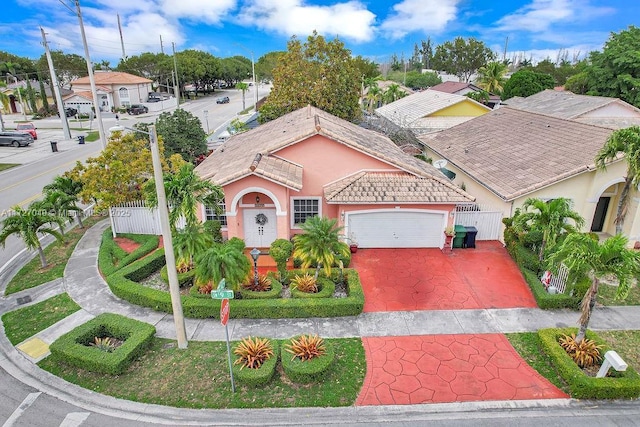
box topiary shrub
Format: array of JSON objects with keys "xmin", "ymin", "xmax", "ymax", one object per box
[
  {"xmin": 227, "ymin": 237, "xmax": 246, "ymax": 252},
  {"xmin": 282, "ymin": 335, "xmax": 335, "ymax": 383},
  {"xmin": 269, "ymin": 239, "xmax": 293, "ymax": 282},
  {"xmin": 232, "ymin": 337, "xmax": 279, "ymax": 387}
]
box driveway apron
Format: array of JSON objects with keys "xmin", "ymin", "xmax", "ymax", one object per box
[{"xmin": 351, "ymin": 242, "xmax": 537, "ymax": 312}]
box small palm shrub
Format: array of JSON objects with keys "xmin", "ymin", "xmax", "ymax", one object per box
[
  {"xmin": 559, "ymin": 333, "xmax": 603, "ymax": 368},
  {"xmin": 233, "ymin": 336, "xmax": 274, "ymax": 369},
  {"xmin": 242, "ymin": 274, "xmax": 272, "ymax": 292},
  {"xmin": 291, "ymin": 273, "xmax": 318, "ymax": 293},
  {"xmin": 90, "ymin": 336, "xmax": 118, "ymax": 353},
  {"xmin": 285, "ymin": 334, "xmax": 326, "ymax": 361}
]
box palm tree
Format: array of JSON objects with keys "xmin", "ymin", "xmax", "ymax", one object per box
[
  {"xmin": 236, "ymin": 82, "xmax": 249, "ymax": 110},
  {"xmin": 516, "ymin": 197, "xmax": 585, "ymax": 262},
  {"xmin": 194, "ymin": 241, "xmax": 251, "ymax": 290},
  {"xmin": 549, "ymin": 233, "xmax": 640, "ymax": 343},
  {"xmin": 145, "ymin": 163, "xmax": 224, "ymax": 231},
  {"xmin": 39, "ymin": 191, "xmax": 82, "ymax": 236},
  {"xmin": 382, "ymin": 84, "xmax": 407, "ymax": 104},
  {"xmin": 595, "ymin": 126, "xmax": 640, "ymax": 235},
  {"xmin": 43, "ymin": 175, "xmax": 84, "ymax": 228},
  {"xmin": 173, "ymin": 224, "xmax": 214, "ymax": 270},
  {"xmin": 0, "ymin": 204, "xmax": 65, "ymax": 268},
  {"xmin": 293, "ymin": 216, "xmax": 350, "ymax": 279},
  {"xmin": 366, "ymin": 84, "xmax": 382, "ymax": 112},
  {"xmin": 476, "ymin": 61, "xmax": 507, "ymax": 94}
]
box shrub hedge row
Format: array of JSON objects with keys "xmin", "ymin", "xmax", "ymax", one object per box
[
  {"xmin": 290, "ymin": 276, "xmax": 335, "ymax": 299},
  {"xmin": 238, "ymin": 279, "xmax": 283, "ymax": 300},
  {"xmin": 232, "ymin": 340, "xmax": 280, "ymax": 387},
  {"xmin": 538, "ymin": 328, "xmax": 640, "ymax": 399},
  {"xmin": 98, "ymin": 229, "xmax": 160, "ymax": 277},
  {"xmin": 48, "ymin": 313, "xmax": 156, "ymax": 375},
  {"xmin": 160, "ymin": 264, "xmax": 196, "ymax": 286},
  {"xmin": 105, "ymin": 250, "xmax": 365, "ymax": 318}
]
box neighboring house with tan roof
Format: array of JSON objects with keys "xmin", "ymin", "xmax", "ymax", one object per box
[
  {"xmin": 194, "ymin": 105, "xmax": 474, "ymax": 249},
  {"xmin": 375, "ymin": 89, "xmax": 491, "ymax": 136},
  {"xmin": 430, "ymin": 81, "xmax": 501, "ymax": 109},
  {"xmin": 419, "ymin": 107, "xmax": 640, "ymax": 243},
  {"xmin": 503, "ymin": 89, "xmax": 640, "ymax": 129},
  {"xmin": 69, "ymin": 71, "xmax": 153, "ymax": 112}
]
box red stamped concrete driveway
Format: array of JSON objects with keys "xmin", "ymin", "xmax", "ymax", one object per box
[
  {"xmin": 356, "ymin": 334, "xmax": 567, "ymax": 405},
  {"xmin": 351, "ymin": 241, "xmax": 537, "ymax": 312}
]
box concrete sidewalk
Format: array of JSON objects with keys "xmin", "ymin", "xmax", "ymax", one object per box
[{"xmin": 1, "ymin": 219, "xmax": 639, "ymax": 422}]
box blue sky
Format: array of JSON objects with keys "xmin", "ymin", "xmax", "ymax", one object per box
[{"xmin": 1, "ymin": 0, "xmax": 637, "ymax": 66}]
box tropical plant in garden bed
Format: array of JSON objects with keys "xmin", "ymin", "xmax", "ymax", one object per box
[
  {"xmin": 283, "ymin": 334, "xmax": 335, "ymax": 383},
  {"xmin": 293, "ymin": 216, "xmax": 350, "ymax": 280},
  {"xmin": 269, "ymin": 238, "xmax": 293, "ymax": 283},
  {"xmin": 194, "ymin": 240, "xmax": 251, "ymax": 292},
  {"xmin": 232, "ymin": 337, "xmax": 279, "ymax": 387}
]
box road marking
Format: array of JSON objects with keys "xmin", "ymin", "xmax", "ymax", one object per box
[
  {"xmin": 2, "ymin": 392, "xmax": 41, "ymax": 427},
  {"xmin": 59, "ymin": 412, "xmax": 91, "ymax": 427},
  {"xmin": 0, "ymin": 159, "xmax": 79, "ymax": 193},
  {"xmin": 13, "ymin": 193, "xmax": 43, "ymax": 208}
]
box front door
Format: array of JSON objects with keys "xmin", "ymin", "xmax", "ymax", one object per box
[
  {"xmin": 243, "ymin": 209, "xmax": 277, "ymax": 248},
  {"xmin": 590, "ymin": 196, "xmax": 610, "ymax": 232}
]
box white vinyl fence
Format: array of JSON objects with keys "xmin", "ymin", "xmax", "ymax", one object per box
[
  {"xmin": 541, "ymin": 264, "xmax": 570, "ymax": 294},
  {"xmin": 454, "ymin": 204, "xmax": 503, "ymax": 240},
  {"xmin": 109, "ymin": 200, "xmax": 185, "ymax": 235}
]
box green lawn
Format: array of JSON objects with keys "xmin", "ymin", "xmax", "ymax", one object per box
[
  {"xmin": 598, "ymin": 282, "xmax": 640, "ymax": 306},
  {"xmin": 596, "ymin": 330, "xmax": 640, "ymax": 371},
  {"xmin": 5, "ymin": 216, "xmax": 103, "ymax": 295},
  {"xmin": 39, "ymin": 337, "xmax": 365, "ymax": 409},
  {"xmin": 2, "ymin": 293, "xmax": 81, "ymax": 345},
  {"xmin": 84, "ymin": 131, "xmax": 99, "ymax": 142},
  {"xmin": 0, "ymin": 163, "xmax": 20, "ymax": 172}
]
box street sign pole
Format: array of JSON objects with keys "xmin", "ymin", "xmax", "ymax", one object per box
[
  {"xmin": 220, "ymin": 298, "xmax": 235, "ymax": 393},
  {"xmin": 224, "ymin": 323, "xmax": 235, "ymax": 393}
]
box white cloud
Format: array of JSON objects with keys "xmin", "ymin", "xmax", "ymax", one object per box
[
  {"xmin": 237, "ymin": 0, "xmax": 376, "ymax": 42},
  {"xmin": 494, "ymin": 0, "xmax": 615, "ymax": 33},
  {"xmin": 159, "ymin": 0, "xmax": 237, "ymax": 23},
  {"xmin": 380, "ymin": 0, "xmax": 461, "ymax": 39}
]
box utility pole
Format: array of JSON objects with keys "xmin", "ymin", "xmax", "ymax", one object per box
[
  {"xmin": 160, "ymin": 35, "xmax": 164, "ymax": 54},
  {"xmin": 172, "ymin": 42, "xmax": 180, "ymax": 107},
  {"xmin": 73, "ymin": 0, "xmax": 107, "ymax": 148},
  {"xmin": 149, "ymin": 124, "xmax": 188, "ymax": 349},
  {"xmin": 117, "ymin": 13, "xmax": 126, "ymax": 60},
  {"xmin": 41, "ymin": 27, "xmax": 72, "ymax": 140}
]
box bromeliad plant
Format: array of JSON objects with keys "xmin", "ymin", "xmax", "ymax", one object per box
[
  {"xmin": 233, "ymin": 336, "xmax": 274, "ymax": 369},
  {"xmin": 285, "ymin": 334, "xmax": 326, "ymax": 361},
  {"xmin": 291, "ymin": 273, "xmax": 318, "ymax": 293},
  {"xmin": 242, "ymin": 274, "xmax": 272, "ymax": 292},
  {"xmin": 559, "ymin": 333, "xmax": 603, "ymax": 368},
  {"xmin": 90, "ymin": 336, "xmax": 119, "ymax": 353}
]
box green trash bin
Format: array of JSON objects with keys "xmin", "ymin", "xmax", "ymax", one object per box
[{"xmin": 453, "ymin": 225, "xmax": 467, "ymax": 248}]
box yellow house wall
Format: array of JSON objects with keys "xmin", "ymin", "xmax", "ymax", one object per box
[{"xmin": 430, "ymin": 101, "xmax": 489, "ymax": 117}]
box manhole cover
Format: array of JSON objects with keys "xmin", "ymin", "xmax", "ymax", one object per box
[{"xmin": 16, "ymin": 296, "xmax": 32, "ymax": 305}]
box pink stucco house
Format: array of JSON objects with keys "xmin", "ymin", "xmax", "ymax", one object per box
[{"xmin": 194, "ymin": 105, "xmax": 474, "ymax": 249}]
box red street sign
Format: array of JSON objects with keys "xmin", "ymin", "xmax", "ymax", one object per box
[{"xmin": 220, "ymin": 298, "xmax": 230, "ymax": 326}]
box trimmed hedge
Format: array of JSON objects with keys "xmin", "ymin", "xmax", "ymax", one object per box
[
  {"xmin": 291, "ymin": 276, "xmax": 335, "ymax": 299},
  {"xmin": 281, "ymin": 339, "xmax": 335, "ymax": 383},
  {"xmin": 98, "ymin": 229, "xmax": 160, "ymax": 277},
  {"xmin": 538, "ymin": 328, "xmax": 640, "ymax": 399},
  {"xmin": 48, "ymin": 313, "xmax": 155, "ymax": 375},
  {"xmin": 238, "ymin": 279, "xmax": 283, "ymax": 300},
  {"xmin": 520, "ymin": 267, "xmax": 580, "ymax": 309},
  {"xmin": 232, "ymin": 339, "xmax": 279, "ymax": 387},
  {"xmin": 104, "ymin": 251, "xmax": 364, "ymax": 318},
  {"xmin": 160, "ymin": 264, "xmax": 196, "ymax": 287}
]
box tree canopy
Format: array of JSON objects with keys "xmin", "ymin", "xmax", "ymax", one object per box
[
  {"xmin": 501, "ymin": 69, "xmax": 555, "ymax": 100},
  {"xmin": 431, "ymin": 37, "xmax": 495, "ymax": 82},
  {"xmin": 155, "ymin": 108, "xmax": 208, "ymax": 163},
  {"xmin": 259, "ymin": 31, "xmax": 361, "ymax": 123}
]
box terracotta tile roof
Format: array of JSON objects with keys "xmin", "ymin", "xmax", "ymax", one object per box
[
  {"xmin": 325, "ymin": 171, "xmax": 474, "ymax": 204},
  {"xmin": 195, "ymin": 105, "xmax": 473, "ymax": 203},
  {"xmin": 419, "ymin": 107, "xmax": 616, "ymax": 201},
  {"xmin": 504, "ymin": 89, "xmax": 640, "ymax": 119},
  {"xmin": 71, "ymin": 71, "xmax": 152, "ymax": 86},
  {"xmin": 375, "ymin": 89, "xmax": 490, "ymax": 127},
  {"xmin": 430, "ymin": 81, "xmax": 479, "ymax": 94},
  {"xmin": 63, "ymin": 91, "xmax": 93, "ymax": 101}
]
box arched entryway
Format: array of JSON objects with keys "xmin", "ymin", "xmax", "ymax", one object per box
[
  {"xmin": 229, "ymin": 187, "xmax": 283, "ymax": 248},
  {"xmin": 590, "ymin": 179, "xmax": 623, "ymax": 233}
]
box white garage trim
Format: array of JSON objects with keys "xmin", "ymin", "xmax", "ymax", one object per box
[{"xmin": 345, "ymin": 209, "xmax": 447, "ymax": 248}]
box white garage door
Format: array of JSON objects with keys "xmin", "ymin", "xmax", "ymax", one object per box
[{"xmin": 348, "ymin": 210, "xmax": 446, "ymax": 248}]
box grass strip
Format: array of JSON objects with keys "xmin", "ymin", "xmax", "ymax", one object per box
[
  {"xmin": 5, "ymin": 215, "xmax": 102, "ymax": 295},
  {"xmin": 0, "ymin": 163, "xmax": 20, "ymax": 172},
  {"xmin": 2, "ymin": 293, "xmax": 81, "ymax": 345},
  {"xmin": 39, "ymin": 337, "xmax": 365, "ymax": 409},
  {"xmin": 598, "ymin": 283, "xmax": 640, "ymax": 306}
]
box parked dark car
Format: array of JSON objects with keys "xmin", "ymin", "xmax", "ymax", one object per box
[
  {"xmin": 216, "ymin": 96, "xmax": 230, "ymax": 104},
  {"xmin": 127, "ymin": 104, "xmax": 149, "ymax": 115},
  {"xmin": 57, "ymin": 107, "xmax": 77, "ymax": 117},
  {"xmin": 0, "ymin": 131, "xmax": 34, "ymax": 147}
]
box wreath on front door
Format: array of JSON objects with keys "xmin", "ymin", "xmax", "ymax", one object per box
[{"xmin": 255, "ymin": 213, "xmax": 268, "ymax": 226}]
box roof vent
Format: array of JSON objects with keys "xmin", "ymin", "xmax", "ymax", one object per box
[
  {"xmin": 314, "ymin": 114, "xmax": 321, "ymax": 131},
  {"xmin": 249, "ymin": 153, "xmax": 262, "ymax": 171}
]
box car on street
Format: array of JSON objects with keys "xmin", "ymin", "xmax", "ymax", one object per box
[
  {"xmin": 127, "ymin": 104, "xmax": 149, "ymax": 115},
  {"xmin": 216, "ymin": 96, "xmax": 230, "ymax": 104},
  {"xmin": 56, "ymin": 107, "xmax": 77, "ymax": 117},
  {"xmin": 15, "ymin": 122, "xmax": 37, "ymax": 139},
  {"xmin": 0, "ymin": 131, "xmax": 34, "ymax": 147}
]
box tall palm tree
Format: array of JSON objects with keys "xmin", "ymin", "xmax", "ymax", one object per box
[
  {"xmin": 476, "ymin": 61, "xmax": 507, "ymax": 94},
  {"xmin": 366, "ymin": 84, "xmax": 382, "ymax": 112},
  {"xmin": 43, "ymin": 175, "xmax": 84, "ymax": 228},
  {"xmin": 382, "ymin": 83, "xmax": 407, "ymax": 104},
  {"xmin": 194, "ymin": 241, "xmax": 251, "ymax": 290},
  {"xmin": 293, "ymin": 216, "xmax": 350, "ymax": 279},
  {"xmin": 236, "ymin": 82, "xmax": 249, "ymax": 110},
  {"xmin": 516, "ymin": 197, "xmax": 585, "ymax": 262},
  {"xmin": 549, "ymin": 233, "xmax": 640, "ymax": 343},
  {"xmin": 0, "ymin": 204, "xmax": 65, "ymax": 268},
  {"xmin": 145, "ymin": 163, "xmax": 224, "ymax": 231},
  {"xmin": 595, "ymin": 126, "xmax": 640, "ymax": 235},
  {"xmin": 173, "ymin": 224, "xmax": 214, "ymax": 270},
  {"xmin": 39, "ymin": 191, "xmax": 82, "ymax": 236}
]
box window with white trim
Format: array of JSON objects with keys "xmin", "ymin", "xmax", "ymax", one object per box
[
  {"xmin": 205, "ymin": 201, "xmax": 227, "ymax": 226},
  {"xmin": 119, "ymin": 87, "xmax": 129, "ymax": 100},
  {"xmin": 292, "ymin": 198, "xmax": 320, "ymax": 227}
]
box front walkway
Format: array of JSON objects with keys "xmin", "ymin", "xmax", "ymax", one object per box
[{"xmin": 351, "ymin": 243, "xmax": 537, "ymax": 312}]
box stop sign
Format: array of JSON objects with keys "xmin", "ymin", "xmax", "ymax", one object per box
[{"xmin": 220, "ymin": 298, "xmax": 230, "ymax": 326}]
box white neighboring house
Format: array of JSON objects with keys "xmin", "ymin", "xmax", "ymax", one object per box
[{"xmin": 67, "ymin": 71, "xmax": 153, "ymax": 113}]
